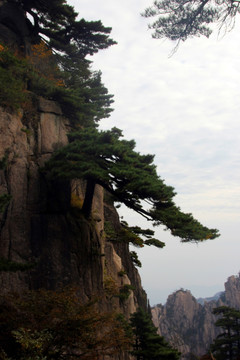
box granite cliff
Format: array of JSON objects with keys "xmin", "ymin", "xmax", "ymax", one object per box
[
  {"xmin": 0, "ymin": 4, "xmax": 147, "ymax": 358},
  {"xmin": 0, "ymin": 98, "xmax": 147, "ymax": 313},
  {"xmin": 152, "ymin": 274, "xmax": 240, "ymax": 359}
]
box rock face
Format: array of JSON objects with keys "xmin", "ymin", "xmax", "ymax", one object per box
[
  {"xmin": 0, "ymin": 8, "xmax": 147, "ymax": 359},
  {"xmin": 152, "ymin": 274, "xmax": 240, "ymax": 359},
  {"xmin": 0, "ymin": 100, "xmax": 147, "ymax": 316},
  {"xmin": 224, "ymin": 275, "xmax": 240, "ymax": 308}
]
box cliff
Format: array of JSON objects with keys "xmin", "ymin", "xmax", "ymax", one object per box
[
  {"xmin": 0, "ymin": 4, "xmax": 150, "ymax": 358},
  {"xmin": 0, "ymin": 98, "xmax": 147, "ymax": 312},
  {"xmin": 0, "ymin": 0, "xmax": 147, "ymax": 312},
  {"xmin": 152, "ymin": 274, "xmax": 240, "ymax": 359}
]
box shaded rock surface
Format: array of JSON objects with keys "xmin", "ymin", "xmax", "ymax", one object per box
[
  {"xmin": 0, "ymin": 8, "xmax": 147, "ymax": 359},
  {"xmin": 152, "ymin": 274, "xmax": 240, "ymax": 359},
  {"xmin": 0, "ymin": 101, "xmax": 147, "ymax": 325}
]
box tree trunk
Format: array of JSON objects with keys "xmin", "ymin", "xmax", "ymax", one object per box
[{"xmin": 82, "ymin": 179, "xmax": 96, "ymax": 218}]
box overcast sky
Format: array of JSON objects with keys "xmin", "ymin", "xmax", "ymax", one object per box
[{"xmin": 69, "ymin": 0, "xmax": 240, "ymax": 305}]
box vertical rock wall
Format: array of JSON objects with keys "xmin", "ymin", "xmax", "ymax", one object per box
[
  {"xmin": 0, "ymin": 5, "xmax": 147, "ymax": 358},
  {"xmin": 0, "ymin": 100, "xmax": 147, "ymax": 317}
]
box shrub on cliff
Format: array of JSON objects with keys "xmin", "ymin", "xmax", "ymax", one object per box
[{"xmin": 0, "ymin": 288, "xmax": 132, "ymax": 359}]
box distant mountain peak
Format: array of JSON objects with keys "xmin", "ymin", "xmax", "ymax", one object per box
[{"xmin": 152, "ymin": 273, "xmax": 240, "ymax": 359}]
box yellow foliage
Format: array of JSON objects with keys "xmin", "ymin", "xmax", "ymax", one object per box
[
  {"xmin": 71, "ymin": 193, "xmax": 83, "ymax": 209},
  {"xmin": 27, "ymin": 40, "xmax": 64, "ymax": 87},
  {"xmin": 0, "ymin": 288, "xmax": 132, "ymax": 359},
  {"xmin": 104, "ymin": 274, "xmax": 119, "ymax": 299},
  {"xmin": 31, "ymin": 41, "xmax": 52, "ymax": 59}
]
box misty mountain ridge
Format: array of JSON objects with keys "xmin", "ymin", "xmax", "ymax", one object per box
[
  {"xmin": 152, "ymin": 273, "xmax": 240, "ymax": 359},
  {"xmin": 197, "ymin": 291, "xmax": 224, "ymax": 305}
]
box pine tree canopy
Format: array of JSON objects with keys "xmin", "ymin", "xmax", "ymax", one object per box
[
  {"xmin": 11, "ymin": 0, "xmax": 116, "ymax": 58},
  {"xmin": 57, "ymin": 67, "xmax": 114, "ymax": 124},
  {"xmin": 5, "ymin": 0, "xmax": 220, "ymax": 244},
  {"xmin": 142, "ymin": 0, "xmax": 240, "ymax": 44},
  {"xmin": 44, "ymin": 127, "xmax": 219, "ymax": 243},
  {"xmin": 2, "ymin": 0, "xmax": 115, "ymax": 125}
]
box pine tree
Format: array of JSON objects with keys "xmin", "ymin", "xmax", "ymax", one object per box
[
  {"xmin": 44, "ymin": 126, "xmax": 219, "ymax": 243},
  {"xmin": 1, "ymin": 1, "xmax": 115, "ymax": 125},
  {"xmin": 10, "ymin": 0, "xmax": 116, "ymax": 58},
  {"xmin": 4, "ymin": 0, "xmax": 219, "ymax": 245},
  {"xmin": 210, "ymin": 306, "xmax": 240, "ymax": 360},
  {"xmin": 142, "ymin": 0, "xmax": 240, "ymax": 46},
  {"xmin": 130, "ymin": 308, "xmax": 181, "ymax": 360}
]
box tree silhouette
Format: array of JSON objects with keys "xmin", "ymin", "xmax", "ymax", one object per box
[
  {"xmin": 142, "ymin": 0, "xmax": 240, "ymax": 46},
  {"xmin": 211, "ymin": 306, "xmax": 240, "ymax": 360}
]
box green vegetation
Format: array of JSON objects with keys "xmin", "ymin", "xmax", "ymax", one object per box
[
  {"xmin": 130, "ymin": 307, "xmax": 181, "ymax": 359},
  {"xmin": 0, "ymin": 288, "xmax": 132, "ymax": 360},
  {"xmin": 118, "ymin": 284, "xmax": 135, "ymax": 303},
  {"xmin": 12, "ymin": 0, "xmax": 116, "ymax": 58},
  {"xmin": 0, "ymin": 153, "xmax": 8, "ymax": 170},
  {"xmin": 103, "ymin": 270, "xmax": 134, "ymax": 303},
  {"xmin": 16, "ymin": 0, "xmax": 115, "ymax": 123},
  {"xmin": 130, "ymin": 251, "xmax": 142, "ymax": 268},
  {"xmin": 142, "ymin": 0, "xmax": 240, "ymax": 47},
  {"xmin": 0, "ymin": 46, "xmax": 29, "ymax": 109},
  {"xmin": 143, "ymin": 0, "xmax": 239, "ymax": 42},
  {"xmin": 105, "ymin": 219, "xmax": 165, "ymax": 249},
  {"xmin": 118, "ymin": 269, "xmax": 127, "ymax": 277},
  {"xmin": 0, "ymin": 258, "xmax": 34, "ymax": 272},
  {"xmin": 0, "ymin": 289, "xmax": 183, "ymax": 360},
  {"xmin": 21, "ymin": 0, "xmax": 115, "ymax": 125},
  {"xmin": 210, "ymin": 306, "xmax": 240, "ymax": 360},
  {"xmin": 0, "ymin": 1, "xmax": 222, "ymax": 358},
  {"xmin": 0, "ymin": 0, "xmax": 219, "ymax": 246},
  {"xmin": 122, "ymin": 223, "xmax": 165, "ymax": 248},
  {"xmin": 45, "ymin": 126, "xmax": 219, "ymax": 243},
  {"xmin": 0, "ymin": 0, "xmax": 115, "ymax": 123},
  {"xmin": 0, "ymin": 42, "xmax": 113, "ymax": 125}
]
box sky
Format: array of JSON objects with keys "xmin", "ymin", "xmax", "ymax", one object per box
[{"xmin": 69, "ymin": 0, "xmax": 240, "ymax": 305}]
